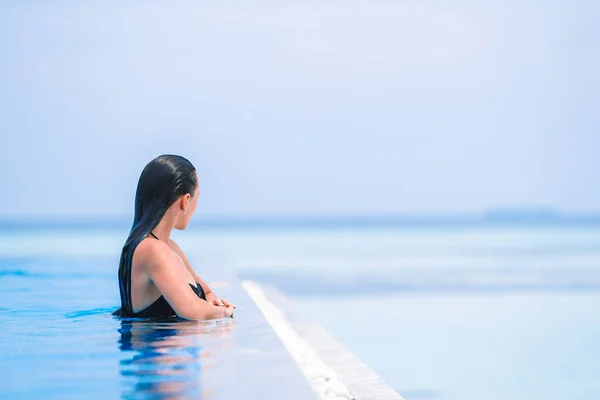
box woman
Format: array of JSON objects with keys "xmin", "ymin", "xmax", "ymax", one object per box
[{"xmin": 114, "ymin": 154, "xmax": 235, "ymax": 320}]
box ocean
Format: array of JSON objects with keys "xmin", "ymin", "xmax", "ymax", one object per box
[{"xmin": 1, "ymin": 223, "xmax": 599, "ymax": 399}]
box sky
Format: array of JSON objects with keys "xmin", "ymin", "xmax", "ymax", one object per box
[{"xmin": 0, "ymin": 1, "xmax": 598, "ymax": 219}]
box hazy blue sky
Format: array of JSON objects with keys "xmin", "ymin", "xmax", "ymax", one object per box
[{"xmin": 0, "ymin": 1, "xmax": 598, "ymax": 218}]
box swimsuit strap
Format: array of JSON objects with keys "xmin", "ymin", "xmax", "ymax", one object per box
[{"xmin": 148, "ymin": 231, "xmax": 159, "ymax": 240}]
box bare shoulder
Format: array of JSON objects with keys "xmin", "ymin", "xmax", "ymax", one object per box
[
  {"xmin": 168, "ymin": 239, "xmax": 185, "ymax": 257},
  {"xmin": 167, "ymin": 239, "xmax": 194, "ymax": 268},
  {"xmin": 135, "ymin": 238, "xmax": 177, "ymax": 271}
]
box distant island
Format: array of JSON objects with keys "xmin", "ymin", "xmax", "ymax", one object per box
[{"xmin": 483, "ymin": 207, "xmax": 560, "ymax": 221}]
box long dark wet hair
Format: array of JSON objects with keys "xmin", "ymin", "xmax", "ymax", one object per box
[{"xmin": 114, "ymin": 155, "xmax": 198, "ymax": 317}]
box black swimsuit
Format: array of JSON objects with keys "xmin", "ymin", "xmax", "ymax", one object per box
[
  {"xmin": 117, "ymin": 231, "xmax": 206, "ymax": 319},
  {"xmin": 131, "ymin": 282, "xmax": 206, "ymax": 319}
]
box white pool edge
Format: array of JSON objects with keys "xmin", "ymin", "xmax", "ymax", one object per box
[
  {"xmin": 242, "ymin": 280, "xmax": 405, "ymax": 400},
  {"xmin": 242, "ymin": 280, "xmax": 356, "ymax": 400}
]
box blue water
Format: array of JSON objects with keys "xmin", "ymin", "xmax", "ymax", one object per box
[
  {"xmin": 0, "ymin": 256, "xmax": 241, "ymax": 399},
  {"xmin": 1, "ymin": 225, "xmax": 600, "ymax": 399}
]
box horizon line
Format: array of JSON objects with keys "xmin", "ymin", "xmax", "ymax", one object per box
[{"xmin": 1, "ymin": 210, "xmax": 600, "ymax": 230}]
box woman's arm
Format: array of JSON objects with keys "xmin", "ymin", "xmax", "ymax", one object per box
[
  {"xmin": 168, "ymin": 239, "xmax": 217, "ymax": 299},
  {"xmin": 169, "ymin": 239, "xmax": 234, "ymax": 307},
  {"xmin": 143, "ymin": 240, "xmax": 234, "ymax": 320}
]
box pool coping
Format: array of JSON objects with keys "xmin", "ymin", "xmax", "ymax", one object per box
[{"xmin": 243, "ymin": 280, "xmax": 405, "ymax": 400}]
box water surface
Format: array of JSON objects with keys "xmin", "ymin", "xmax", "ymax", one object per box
[{"xmin": 1, "ymin": 225, "xmax": 599, "ymax": 399}]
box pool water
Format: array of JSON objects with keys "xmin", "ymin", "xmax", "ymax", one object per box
[
  {"xmin": 0, "ymin": 257, "xmax": 237, "ymax": 399},
  {"xmin": 1, "ymin": 225, "xmax": 600, "ymax": 399},
  {"xmin": 296, "ymin": 292, "xmax": 600, "ymax": 400},
  {"xmin": 0, "ymin": 254, "xmax": 315, "ymax": 400}
]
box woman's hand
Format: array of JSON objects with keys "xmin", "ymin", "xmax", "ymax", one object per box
[
  {"xmin": 224, "ymin": 304, "xmax": 235, "ymax": 318},
  {"xmin": 211, "ymin": 297, "xmax": 236, "ymax": 309}
]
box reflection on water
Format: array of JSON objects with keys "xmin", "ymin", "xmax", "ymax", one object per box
[{"xmin": 117, "ymin": 319, "xmax": 233, "ymax": 400}]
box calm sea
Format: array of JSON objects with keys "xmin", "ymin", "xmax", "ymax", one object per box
[{"xmin": 1, "ymin": 223, "xmax": 599, "ymax": 399}]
